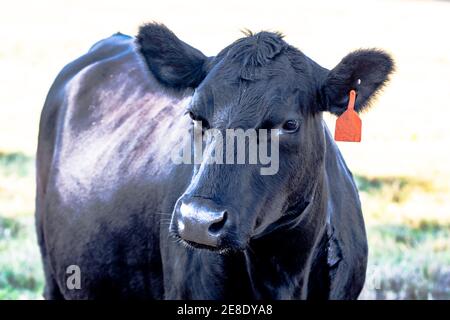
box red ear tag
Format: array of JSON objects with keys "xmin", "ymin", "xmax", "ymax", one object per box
[{"xmin": 334, "ymin": 90, "xmax": 361, "ymax": 142}]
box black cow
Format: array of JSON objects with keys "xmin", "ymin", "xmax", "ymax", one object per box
[{"xmin": 36, "ymin": 23, "xmax": 394, "ymax": 300}]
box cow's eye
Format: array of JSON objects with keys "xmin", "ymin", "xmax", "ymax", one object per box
[
  {"xmin": 282, "ymin": 120, "xmax": 300, "ymax": 133},
  {"xmin": 187, "ymin": 111, "xmax": 210, "ymax": 130},
  {"xmin": 188, "ymin": 111, "xmax": 196, "ymax": 121}
]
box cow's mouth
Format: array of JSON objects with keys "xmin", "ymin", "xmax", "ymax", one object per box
[
  {"xmin": 170, "ymin": 231, "xmax": 243, "ymax": 254},
  {"xmin": 183, "ymin": 238, "xmax": 231, "ymax": 254}
]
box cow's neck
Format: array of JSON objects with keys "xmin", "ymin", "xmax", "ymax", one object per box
[{"xmin": 243, "ymin": 167, "xmax": 328, "ymax": 299}]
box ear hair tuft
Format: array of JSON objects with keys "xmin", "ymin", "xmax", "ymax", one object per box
[{"xmin": 321, "ymin": 49, "xmax": 395, "ymax": 116}]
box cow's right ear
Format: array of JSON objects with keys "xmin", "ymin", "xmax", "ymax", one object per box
[{"xmin": 137, "ymin": 23, "xmax": 208, "ymax": 89}]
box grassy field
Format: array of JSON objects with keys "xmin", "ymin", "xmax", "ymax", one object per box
[
  {"xmin": 0, "ymin": 153, "xmax": 43, "ymax": 299},
  {"xmin": 0, "ymin": 0, "xmax": 449, "ymax": 299},
  {"xmin": 357, "ymin": 175, "xmax": 450, "ymax": 299}
]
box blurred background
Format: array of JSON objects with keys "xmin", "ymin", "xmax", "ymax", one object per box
[{"xmin": 0, "ymin": 0, "xmax": 449, "ymax": 299}]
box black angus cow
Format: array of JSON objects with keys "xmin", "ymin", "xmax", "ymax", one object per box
[{"xmin": 36, "ymin": 23, "xmax": 394, "ymax": 300}]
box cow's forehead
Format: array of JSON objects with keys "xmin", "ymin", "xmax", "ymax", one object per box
[
  {"xmin": 198, "ymin": 53, "xmax": 300, "ymax": 101},
  {"xmin": 192, "ymin": 74, "xmax": 303, "ymax": 130},
  {"xmin": 190, "ymin": 34, "xmax": 314, "ymax": 129}
]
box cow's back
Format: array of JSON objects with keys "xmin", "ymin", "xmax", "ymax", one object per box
[{"xmin": 36, "ymin": 34, "xmax": 192, "ymax": 299}]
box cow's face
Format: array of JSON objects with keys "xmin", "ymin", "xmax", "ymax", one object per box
[
  {"xmin": 167, "ymin": 44, "xmax": 329, "ymax": 252},
  {"xmin": 138, "ymin": 24, "xmax": 394, "ymax": 252}
]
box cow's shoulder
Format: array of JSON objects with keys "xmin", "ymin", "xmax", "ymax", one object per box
[
  {"xmin": 55, "ymin": 33, "xmax": 137, "ymax": 95},
  {"xmin": 88, "ymin": 32, "xmax": 134, "ymax": 54},
  {"xmin": 43, "ymin": 33, "xmax": 192, "ymax": 202},
  {"xmin": 37, "ymin": 34, "xmax": 134, "ymax": 199},
  {"xmin": 39, "ymin": 33, "xmax": 140, "ymax": 138}
]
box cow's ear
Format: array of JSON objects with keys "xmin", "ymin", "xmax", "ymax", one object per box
[
  {"xmin": 137, "ymin": 23, "xmax": 208, "ymax": 89},
  {"xmin": 319, "ymin": 49, "xmax": 394, "ymax": 116}
]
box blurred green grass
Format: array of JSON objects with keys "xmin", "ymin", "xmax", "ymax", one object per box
[
  {"xmin": 0, "ymin": 216, "xmax": 44, "ymax": 299},
  {"xmin": 362, "ymin": 223, "xmax": 450, "ymax": 299},
  {"xmin": 0, "ymin": 151, "xmax": 449, "ymax": 299},
  {"xmin": 0, "ymin": 152, "xmax": 44, "ymax": 299},
  {"xmin": 0, "ymin": 152, "xmax": 33, "ymax": 177}
]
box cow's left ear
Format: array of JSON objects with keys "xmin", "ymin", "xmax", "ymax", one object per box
[
  {"xmin": 319, "ymin": 49, "xmax": 395, "ymax": 116},
  {"xmin": 137, "ymin": 23, "xmax": 209, "ymax": 89}
]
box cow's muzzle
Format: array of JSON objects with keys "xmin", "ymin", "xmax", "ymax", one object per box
[{"xmin": 171, "ymin": 196, "xmax": 231, "ymax": 249}]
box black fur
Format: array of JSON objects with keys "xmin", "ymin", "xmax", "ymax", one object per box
[
  {"xmin": 36, "ymin": 23, "xmax": 394, "ymax": 300},
  {"xmin": 320, "ymin": 49, "xmax": 395, "ymax": 115},
  {"xmin": 225, "ymin": 30, "xmax": 288, "ymax": 80},
  {"xmin": 137, "ymin": 23, "xmax": 208, "ymax": 89}
]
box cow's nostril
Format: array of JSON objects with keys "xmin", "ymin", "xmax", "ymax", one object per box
[{"xmin": 208, "ymin": 211, "xmax": 227, "ymax": 234}]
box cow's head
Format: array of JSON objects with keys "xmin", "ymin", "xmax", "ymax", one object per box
[{"xmin": 138, "ymin": 23, "xmax": 394, "ymax": 253}]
